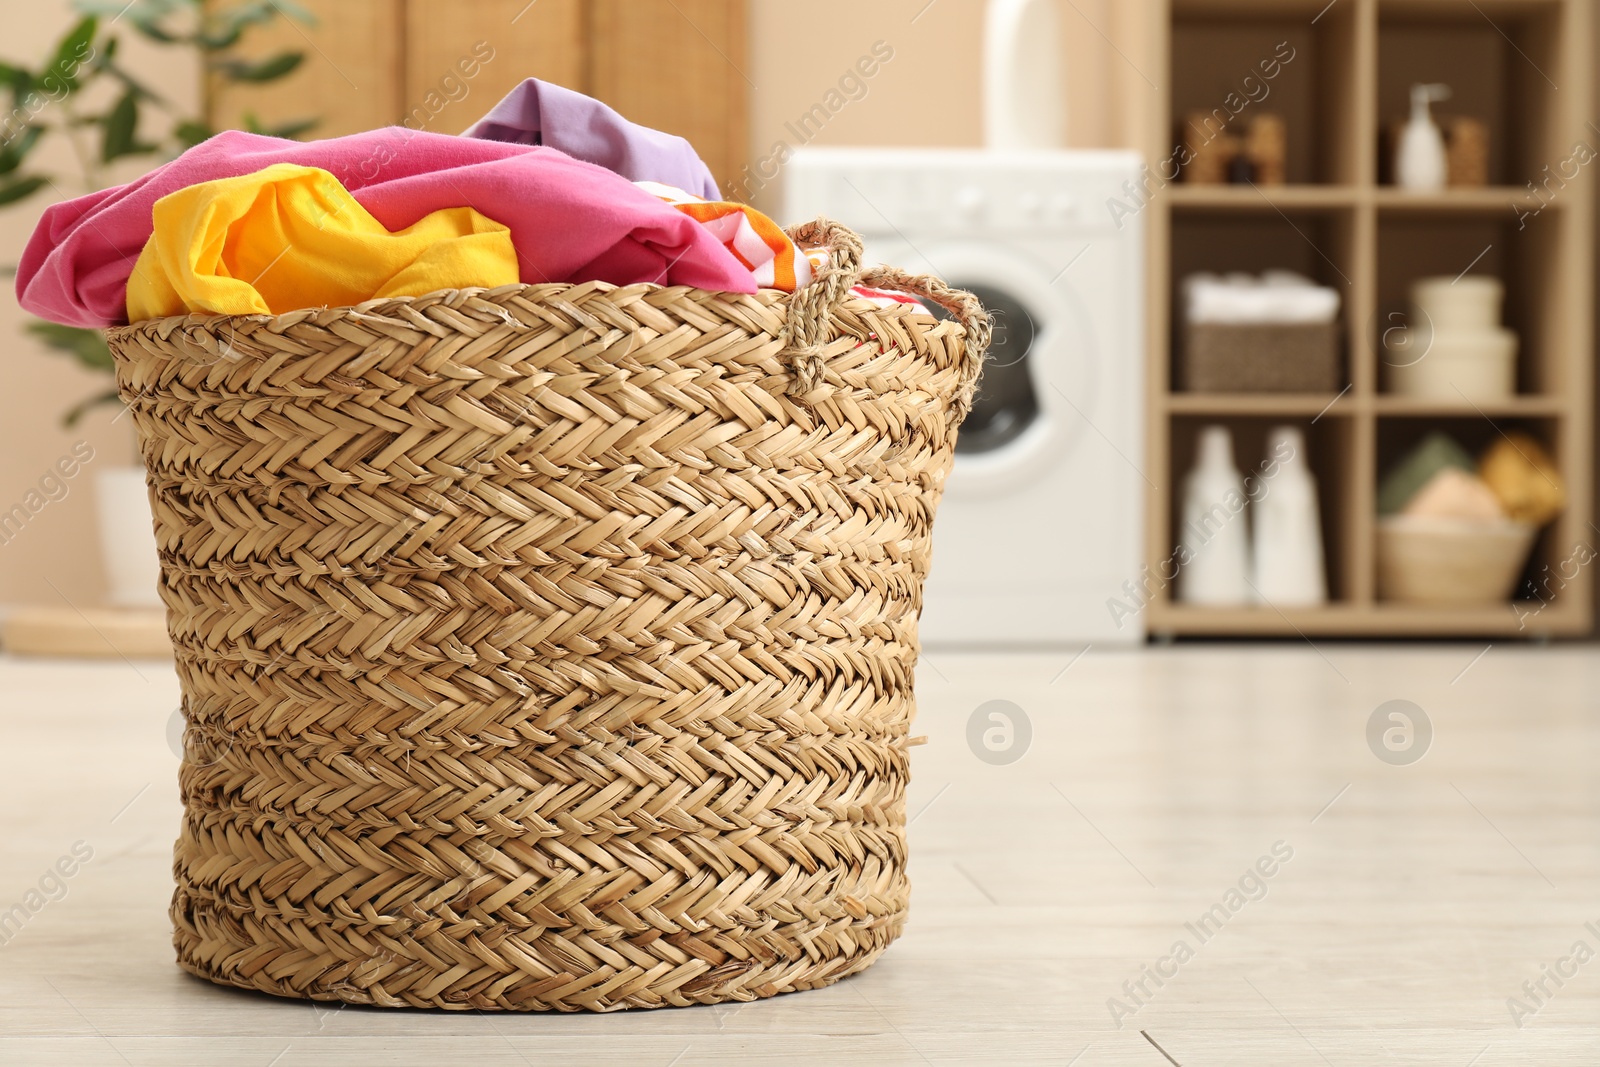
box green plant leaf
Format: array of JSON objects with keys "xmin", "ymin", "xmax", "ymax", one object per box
[
  {"xmin": 196, "ymin": 0, "xmax": 317, "ymax": 39},
  {"xmin": 175, "ymin": 119, "xmax": 213, "ymax": 148},
  {"xmin": 85, "ymin": 0, "xmax": 190, "ymax": 43},
  {"xmin": 101, "ymin": 88, "xmax": 136, "ymax": 161},
  {"xmin": 130, "ymin": 17, "xmax": 181, "ymax": 44},
  {"xmin": 71, "ymin": 0, "xmax": 165, "ymax": 16},
  {"xmin": 62, "ymin": 387, "xmax": 123, "ymax": 428},
  {"xmin": 0, "ymin": 174, "xmax": 47, "ymax": 205},
  {"xmin": 27, "ymin": 322, "xmax": 116, "ymax": 374},
  {"xmin": 267, "ymin": 0, "xmax": 317, "ymax": 27},
  {"xmin": 195, "ymin": 1, "xmax": 277, "ymax": 50},
  {"xmin": 254, "ymin": 116, "xmax": 318, "ymax": 141},
  {"xmin": 100, "ymin": 87, "xmax": 156, "ymax": 162},
  {"xmin": 241, "ymin": 111, "xmax": 318, "ymax": 140},
  {"xmin": 102, "ymin": 62, "xmax": 168, "ymax": 108},
  {"xmin": 0, "ymin": 62, "xmax": 33, "ymax": 102},
  {"xmin": 0, "ymin": 125, "xmax": 42, "ymax": 175},
  {"xmin": 51, "ymin": 17, "xmax": 99, "ymax": 69},
  {"xmin": 70, "ymin": 2, "xmax": 181, "ymax": 44},
  {"xmin": 47, "ymin": 16, "xmax": 99, "ymax": 93},
  {"xmin": 211, "ymin": 50, "xmax": 302, "ymax": 83}
]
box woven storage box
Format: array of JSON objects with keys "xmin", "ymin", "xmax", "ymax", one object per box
[
  {"xmin": 107, "ymin": 219, "xmax": 987, "ymax": 1012},
  {"xmin": 1182, "ymin": 321, "xmax": 1340, "ymax": 393}
]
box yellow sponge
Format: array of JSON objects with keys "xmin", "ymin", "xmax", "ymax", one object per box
[{"xmin": 1479, "ymin": 433, "xmax": 1564, "ymax": 526}]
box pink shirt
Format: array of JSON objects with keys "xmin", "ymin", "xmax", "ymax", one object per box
[{"xmin": 17, "ymin": 128, "xmax": 757, "ymax": 328}]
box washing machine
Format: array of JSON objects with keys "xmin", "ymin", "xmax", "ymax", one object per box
[{"xmin": 784, "ymin": 148, "xmax": 1146, "ymax": 645}]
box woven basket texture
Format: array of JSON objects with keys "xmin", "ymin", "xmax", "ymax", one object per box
[
  {"xmin": 1182, "ymin": 321, "xmax": 1341, "ymax": 393},
  {"xmin": 107, "ymin": 219, "xmax": 988, "ymax": 1011}
]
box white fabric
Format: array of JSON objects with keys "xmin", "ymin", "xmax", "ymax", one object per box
[{"xmin": 1184, "ymin": 271, "xmax": 1341, "ymax": 324}]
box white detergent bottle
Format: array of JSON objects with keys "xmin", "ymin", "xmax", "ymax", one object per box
[
  {"xmin": 983, "ymin": 0, "xmax": 1066, "ymax": 149},
  {"xmin": 1178, "ymin": 425, "xmax": 1251, "ymax": 605},
  {"xmin": 1250, "ymin": 426, "xmax": 1327, "ymax": 606},
  {"xmin": 1396, "ymin": 83, "xmax": 1451, "ymax": 191}
]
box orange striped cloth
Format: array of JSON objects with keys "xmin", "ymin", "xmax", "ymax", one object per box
[
  {"xmin": 637, "ymin": 181, "xmax": 812, "ymax": 291},
  {"xmin": 637, "ymin": 181, "xmax": 926, "ymax": 309}
]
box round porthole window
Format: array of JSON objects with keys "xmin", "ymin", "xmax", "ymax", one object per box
[{"xmin": 929, "ymin": 283, "xmax": 1040, "ymax": 454}]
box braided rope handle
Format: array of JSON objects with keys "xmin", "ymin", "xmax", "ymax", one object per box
[
  {"xmin": 858, "ymin": 262, "xmax": 991, "ymax": 427},
  {"xmin": 782, "ymin": 217, "xmax": 991, "ymax": 426}
]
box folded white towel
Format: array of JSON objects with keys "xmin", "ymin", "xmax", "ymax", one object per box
[{"xmin": 1184, "ymin": 271, "xmax": 1341, "ymax": 325}]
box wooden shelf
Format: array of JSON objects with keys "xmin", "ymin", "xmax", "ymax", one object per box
[
  {"xmin": 1167, "ymin": 392, "xmax": 1353, "ymax": 416},
  {"xmin": 1167, "ymin": 394, "xmax": 1571, "ymax": 418},
  {"xmin": 1371, "ymin": 395, "xmax": 1570, "ymax": 417},
  {"xmin": 1372, "ymin": 186, "xmax": 1547, "ymax": 213},
  {"xmin": 1379, "ymin": 0, "xmax": 1566, "ymax": 23},
  {"xmin": 1147, "ymin": 0, "xmax": 1593, "ymax": 639},
  {"xmin": 1170, "ymin": 186, "xmax": 1541, "ymax": 215},
  {"xmin": 1148, "ymin": 601, "xmax": 1588, "ymax": 638},
  {"xmin": 1168, "ymin": 185, "xmax": 1358, "ymax": 211},
  {"xmin": 1172, "ymin": 0, "xmax": 1339, "ymax": 17}
]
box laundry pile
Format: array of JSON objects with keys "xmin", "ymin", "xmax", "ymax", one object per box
[
  {"xmin": 1373, "ymin": 429, "xmax": 1564, "ymax": 606},
  {"xmin": 1378, "ymin": 430, "xmax": 1564, "ymax": 526},
  {"xmin": 17, "ymin": 79, "xmax": 917, "ymax": 325}
]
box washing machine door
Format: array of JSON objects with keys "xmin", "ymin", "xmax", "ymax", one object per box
[
  {"xmin": 869, "ymin": 233, "xmax": 1146, "ymax": 646},
  {"xmin": 886, "ymin": 242, "xmax": 1096, "ymax": 497},
  {"xmin": 943, "ymin": 279, "xmax": 1038, "ymax": 455}
]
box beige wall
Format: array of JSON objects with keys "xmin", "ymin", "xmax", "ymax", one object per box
[
  {"xmin": 746, "ymin": 0, "xmax": 1152, "ymax": 208},
  {"xmin": 0, "ymin": 0, "xmax": 1152, "ymax": 613},
  {"xmin": 0, "ymin": 10, "xmax": 198, "ymax": 612}
]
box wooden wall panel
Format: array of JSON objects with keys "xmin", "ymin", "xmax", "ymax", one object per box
[
  {"xmin": 402, "ymin": 0, "xmax": 583, "ymax": 135},
  {"xmin": 208, "ymin": 0, "xmax": 404, "ymax": 139},
  {"xmin": 209, "ymin": 0, "xmax": 745, "ymax": 194},
  {"xmin": 590, "ymin": 0, "xmax": 748, "ymax": 191}
]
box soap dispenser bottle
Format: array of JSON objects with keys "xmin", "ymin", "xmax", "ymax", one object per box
[
  {"xmin": 1178, "ymin": 425, "xmax": 1251, "ymax": 605},
  {"xmin": 1250, "ymin": 426, "xmax": 1327, "ymax": 606},
  {"xmin": 1397, "ymin": 83, "xmax": 1451, "ymax": 191}
]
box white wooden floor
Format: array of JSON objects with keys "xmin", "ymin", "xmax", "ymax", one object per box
[{"xmin": 2, "ymin": 644, "xmax": 1599, "ymax": 1065}]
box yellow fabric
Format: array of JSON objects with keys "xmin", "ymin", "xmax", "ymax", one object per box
[{"xmin": 126, "ymin": 162, "xmax": 518, "ymax": 320}]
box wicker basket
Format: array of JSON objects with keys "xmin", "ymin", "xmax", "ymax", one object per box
[
  {"xmin": 1376, "ymin": 516, "xmax": 1537, "ymax": 605},
  {"xmin": 106, "ymin": 219, "xmax": 987, "ymax": 1012},
  {"xmin": 1182, "ymin": 321, "xmax": 1341, "ymax": 393}
]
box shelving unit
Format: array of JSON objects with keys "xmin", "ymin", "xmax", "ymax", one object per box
[{"xmin": 1145, "ymin": 0, "xmax": 1593, "ymax": 637}]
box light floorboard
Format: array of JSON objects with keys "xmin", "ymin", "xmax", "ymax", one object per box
[{"xmin": 2, "ymin": 646, "xmax": 1598, "ymax": 1064}]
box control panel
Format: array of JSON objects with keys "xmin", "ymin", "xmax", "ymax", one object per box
[{"xmin": 784, "ymin": 149, "xmax": 1143, "ymax": 236}]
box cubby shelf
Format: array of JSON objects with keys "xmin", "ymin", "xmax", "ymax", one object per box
[
  {"xmin": 1371, "ymin": 187, "xmax": 1549, "ymax": 212},
  {"xmin": 1166, "ymin": 394, "xmax": 1571, "ymax": 417},
  {"xmin": 1153, "ymin": 602, "xmax": 1581, "ymax": 637},
  {"xmin": 1371, "ymin": 395, "xmax": 1569, "ymax": 416},
  {"xmin": 1165, "ymin": 392, "xmax": 1350, "ymax": 415},
  {"xmin": 1167, "ymin": 185, "xmax": 1360, "ymax": 209},
  {"xmin": 1145, "ymin": 0, "xmax": 1594, "ymax": 638},
  {"xmin": 1170, "ymin": 186, "xmax": 1547, "ymax": 213}
]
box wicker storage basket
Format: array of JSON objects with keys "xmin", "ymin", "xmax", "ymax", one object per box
[
  {"xmin": 1376, "ymin": 516, "xmax": 1537, "ymax": 605},
  {"xmin": 107, "ymin": 219, "xmax": 988, "ymax": 1012},
  {"xmin": 1182, "ymin": 321, "xmax": 1340, "ymax": 393}
]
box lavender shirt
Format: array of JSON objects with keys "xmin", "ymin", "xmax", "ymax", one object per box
[{"xmin": 463, "ymin": 78, "xmax": 720, "ymax": 200}]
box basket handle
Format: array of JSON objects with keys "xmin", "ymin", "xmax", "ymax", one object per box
[
  {"xmin": 857, "ymin": 261, "xmax": 991, "ymax": 427},
  {"xmin": 782, "ymin": 216, "xmax": 991, "ymax": 426}
]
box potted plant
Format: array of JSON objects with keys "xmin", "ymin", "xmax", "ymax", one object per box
[{"xmin": 2, "ymin": 0, "xmax": 315, "ymax": 609}]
